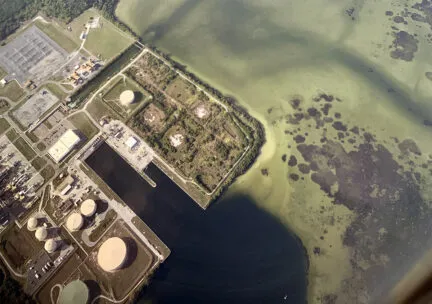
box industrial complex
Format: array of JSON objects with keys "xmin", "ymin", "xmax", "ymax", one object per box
[{"xmin": 0, "ymin": 6, "xmax": 260, "ymax": 304}]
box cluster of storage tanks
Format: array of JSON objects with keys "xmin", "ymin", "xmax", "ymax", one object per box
[
  {"xmin": 27, "ymin": 199, "xmax": 97, "ymax": 253},
  {"xmin": 27, "ymin": 216, "xmax": 59, "ymax": 253}
]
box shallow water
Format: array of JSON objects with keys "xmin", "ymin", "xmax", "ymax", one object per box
[{"xmin": 116, "ymin": 0, "xmax": 432, "ymax": 303}]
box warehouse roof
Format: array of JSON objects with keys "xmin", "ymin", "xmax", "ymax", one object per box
[{"xmin": 48, "ymin": 129, "xmax": 80, "ymax": 163}]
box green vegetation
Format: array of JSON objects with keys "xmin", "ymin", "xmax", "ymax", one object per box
[
  {"xmin": 85, "ymin": 17, "xmax": 134, "ymax": 60},
  {"xmin": 13, "ymin": 137, "xmax": 36, "ymax": 161},
  {"xmin": 5, "ymin": 129, "xmax": 18, "ymax": 142},
  {"xmin": 101, "ymin": 76, "xmax": 148, "ymax": 118},
  {"xmin": 67, "ymin": 112, "xmax": 98, "ymax": 140},
  {"xmin": 0, "ymin": 268, "xmax": 35, "ymax": 303},
  {"xmin": 36, "ymin": 142, "xmax": 46, "ymax": 151},
  {"xmin": 0, "ymin": 81, "xmax": 25, "ymax": 103},
  {"xmin": 31, "ymin": 156, "xmax": 47, "ymax": 171},
  {"xmin": 127, "ymin": 52, "xmax": 253, "ymax": 192},
  {"xmin": 0, "ymin": 99, "xmax": 10, "ymax": 114},
  {"xmin": 35, "ymin": 20, "xmax": 78, "ymax": 53},
  {"xmin": 25, "ymin": 131, "xmax": 39, "ymax": 143},
  {"xmin": 0, "ymin": 118, "xmax": 10, "ymax": 136},
  {"xmin": 87, "ymin": 97, "xmax": 121, "ymax": 121},
  {"xmin": 42, "ymin": 83, "xmax": 68, "ymax": 101},
  {"xmin": 88, "ymin": 209, "xmax": 117, "ymax": 242},
  {"xmin": 40, "ymin": 165, "xmax": 55, "ymax": 181}
]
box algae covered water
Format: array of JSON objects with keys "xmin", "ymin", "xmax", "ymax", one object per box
[{"xmin": 116, "ymin": 1, "xmax": 432, "ymax": 303}]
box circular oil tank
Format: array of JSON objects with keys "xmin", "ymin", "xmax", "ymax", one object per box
[
  {"xmin": 80, "ymin": 199, "xmax": 96, "ymax": 217},
  {"xmin": 66, "ymin": 213, "xmax": 84, "ymax": 231},
  {"xmin": 97, "ymin": 237, "xmax": 128, "ymax": 272},
  {"xmin": 119, "ymin": 90, "xmax": 135, "ymax": 106},
  {"xmin": 44, "ymin": 239, "xmax": 58, "ymax": 253},
  {"xmin": 35, "ymin": 227, "xmax": 48, "ymax": 241},
  {"xmin": 27, "ymin": 217, "xmax": 38, "ymax": 231},
  {"xmin": 58, "ymin": 280, "xmax": 89, "ymax": 304}
]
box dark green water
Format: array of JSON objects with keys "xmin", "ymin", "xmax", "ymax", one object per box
[{"xmin": 85, "ymin": 142, "xmax": 308, "ymax": 303}]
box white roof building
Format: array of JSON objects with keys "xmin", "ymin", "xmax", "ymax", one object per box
[
  {"xmin": 48, "ymin": 129, "xmax": 81, "ymax": 163},
  {"xmin": 125, "ymin": 136, "xmax": 138, "ymax": 149}
]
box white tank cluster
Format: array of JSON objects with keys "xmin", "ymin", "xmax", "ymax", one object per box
[
  {"xmin": 35, "ymin": 227, "xmax": 48, "ymax": 241},
  {"xmin": 97, "ymin": 237, "xmax": 129, "ymax": 272},
  {"xmin": 80, "ymin": 199, "xmax": 97, "ymax": 217},
  {"xmin": 66, "ymin": 212, "xmax": 84, "ymax": 231},
  {"xmin": 27, "ymin": 216, "xmax": 38, "ymax": 231},
  {"xmin": 119, "ymin": 90, "xmax": 135, "ymax": 106}
]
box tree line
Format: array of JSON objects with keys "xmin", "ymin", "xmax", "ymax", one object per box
[{"xmin": 0, "ymin": 0, "xmax": 120, "ymax": 42}]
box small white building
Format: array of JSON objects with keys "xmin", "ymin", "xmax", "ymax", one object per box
[{"xmin": 125, "ymin": 136, "xmax": 138, "ymax": 150}]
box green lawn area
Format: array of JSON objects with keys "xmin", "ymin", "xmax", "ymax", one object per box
[
  {"xmin": 0, "ymin": 118, "xmax": 10, "ymax": 136},
  {"xmin": 36, "ymin": 142, "xmax": 46, "ymax": 152},
  {"xmin": 35, "ymin": 21, "xmax": 78, "ymax": 53},
  {"xmin": 87, "ymin": 97, "xmax": 122, "ymax": 122},
  {"xmin": 31, "ymin": 157, "xmax": 47, "ymax": 171},
  {"xmin": 84, "ymin": 17, "xmax": 134, "ymax": 60},
  {"xmin": 43, "ymin": 83, "xmax": 68, "ymax": 101},
  {"xmin": 13, "ymin": 137, "xmax": 36, "ymax": 161},
  {"xmin": 0, "ymin": 80, "xmax": 25, "ymax": 102},
  {"xmin": 102, "ymin": 76, "xmax": 148, "ymax": 118},
  {"xmin": 6, "ymin": 129, "xmax": 18, "ymax": 142},
  {"xmin": 25, "ymin": 131, "xmax": 39, "ymax": 143},
  {"xmin": 67, "ymin": 112, "xmax": 98, "ymax": 141},
  {"xmin": 40, "ymin": 165, "xmax": 55, "ymax": 181}
]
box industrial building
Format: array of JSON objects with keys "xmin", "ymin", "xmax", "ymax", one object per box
[{"xmin": 48, "ymin": 129, "xmax": 81, "ymax": 163}]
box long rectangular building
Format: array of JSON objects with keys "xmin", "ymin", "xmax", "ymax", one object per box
[{"xmin": 48, "ymin": 129, "xmax": 80, "ymax": 163}]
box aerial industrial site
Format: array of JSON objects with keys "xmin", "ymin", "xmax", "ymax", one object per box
[{"xmin": 0, "ymin": 7, "xmax": 260, "ymax": 304}]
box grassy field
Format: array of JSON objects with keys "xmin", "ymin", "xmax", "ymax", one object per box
[
  {"xmin": 67, "ymin": 112, "xmax": 99, "ymax": 141},
  {"xmin": 13, "ymin": 137, "xmax": 36, "ymax": 161},
  {"xmin": 40, "ymin": 165, "xmax": 55, "ymax": 181},
  {"xmin": 35, "ymin": 20, "xmax": 78, "ymax": 53},
  {"xmin": 102, "ymin": 76, "xmax": 148, "ymax": 118},
  {"xmin": 0, "ymin": 118, "xmax": 10, "ymax": 136},
  {"xmin": 6, "ymin": 129, "xmax": 19, "ymax": 142},
  {"xmin": 31, "ymin": 157, "xmax": 47, "ymax": 171},
  {"xmin": 25, "ymin": 131, "xmax": 39, "ymax": 143},
  {"xmin": 0, "ymin": 99, "xmax": 10, "ymax": 114},
  {"xmin": 43, "ymin": 83, "xmax": 68, "ymax": 101},
  {"xmin": 84, "ymin": 17, "xmax": 135, "ymax": 60},
  {"xmin": 87, "ymin": 97, "xmax": 122, "ymax": 121},
  {"xmin": 36, "ymin": 142, "xmax": 46, "ymax": 151},
  {"xmin": 0, "ymin": 80, "xmax": 25, "ymax": 103}
]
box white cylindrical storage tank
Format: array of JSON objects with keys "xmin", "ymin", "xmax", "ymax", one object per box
[
  {"xmin": 66, "ymin": 213, "xmax": 84, "ymax": 231},
  {"xmin": 27, "ymin": 217, "xmax": 38, "ymax": 231},
  {"xmin": 97, "ymin": 237, "xmax": 128, "ymax": 272},
  {"xmin": 119, "ymin": 90, "xmax": 135, "ymax": 106},
  {"xmin": 44, "ymin": 239, "xmax": 58, "ymax": 253},
  {"xmin": 80, "ymin": 199, "xmax": 96, "ymax": 217},
  {"xmin": 35, "ymin": 227, "xmax": 48, "ymax": 241}
]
